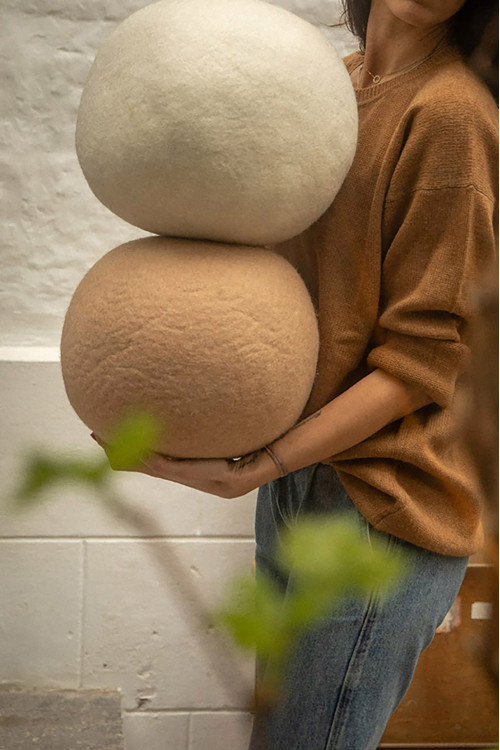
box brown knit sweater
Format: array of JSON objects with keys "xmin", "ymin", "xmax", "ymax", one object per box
[{"xmin": 277, "ymin": 44, "xmax": 498, "ymax": 556}]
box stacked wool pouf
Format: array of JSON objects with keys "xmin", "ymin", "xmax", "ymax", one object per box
[{"xmin": 60, "ymin": 0, "xmax": 358, "ymax": 459}]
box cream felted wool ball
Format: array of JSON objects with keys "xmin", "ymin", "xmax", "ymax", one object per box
[
  {"xmin": 60, "ymin": 236, "xmax": 319, "ymax": 458},
  {"xmin": 75, "ymin": 0, "xmax": 357, "ymax": 246}
]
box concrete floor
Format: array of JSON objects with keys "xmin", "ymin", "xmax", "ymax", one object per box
[{"xmin": 0, "ymin": 687, "xmax": 124, "ymax": 749}]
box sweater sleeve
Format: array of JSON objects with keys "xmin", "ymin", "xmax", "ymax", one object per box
[
  {"xmin": 367, "ymin": 183, "xmax": 497, "ymax": 407},
  {"xmin": 367, "ymin": 79, "xmax": 498, "ymax": 408}
]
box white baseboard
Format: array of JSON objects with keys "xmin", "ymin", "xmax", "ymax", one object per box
[{"xmin": 0, "ymin": 347, "xmax": 60, "ymax": 362}]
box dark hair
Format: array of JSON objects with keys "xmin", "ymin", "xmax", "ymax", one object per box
[{"xmin": 340, "ymin": 0, "xmax": 498, "ymax": 58}]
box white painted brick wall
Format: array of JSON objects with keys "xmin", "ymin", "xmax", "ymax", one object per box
[
  {"xmin": 0, "ymin": 2, "xmax": 357, "ymax": 747},
  {"xmin": 0, "ymin": 0, "xmax": 357, "ymax": 348},
  {"xmin": 0, "ymin": 359, "xmax": 258, "ymax": 747}
]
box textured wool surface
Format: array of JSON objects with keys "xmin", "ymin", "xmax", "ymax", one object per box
[
  {"xmin": 75, "ymin": 0, "xmax": 358, "ymax": 246},
  {"xmin": 60, "ymin": 237, "xmax": 320, "ymax": 458}
]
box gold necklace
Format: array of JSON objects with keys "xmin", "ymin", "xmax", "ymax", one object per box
[{"xmin": 359, "ymin": 38, "xmax": 445, "ymax": 86}]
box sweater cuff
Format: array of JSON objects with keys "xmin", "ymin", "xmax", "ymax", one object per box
[{"xmin": 367, "ymin": 331, "xmax": 469, "ymax": 408}]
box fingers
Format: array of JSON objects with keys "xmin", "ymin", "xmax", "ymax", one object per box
[
  {"xmin": 90, "ymin": 431, "xmax": 159, "ymax": 474},
  {"xmin": 140, "ymin": 453, "xmax": 176, "ymax": 477},
  {"xmin": 89, "ymin": 431, "xmax": 266, "ymax": 497}
]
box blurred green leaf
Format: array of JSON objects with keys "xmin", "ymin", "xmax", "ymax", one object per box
[
  {"xmin": 215, "ymin": 516, "xmax": 405, "ymax": 692},
  {"xmin": 12, "ymin": 411, "xmax": 162, "ymax": 509},
  {"xmin": 214, "ymin": 575, "xmax": 287, "ymax": 657},
  {"xmin": 278, "ymin": 516, "xmax": 404, "ymax": 597},
  {"xmin": 104, "ymin": 411, "xmax": 162, "ymax": 471},
  {"xmin": 14, "ymin": 453, "xmax": 109, "ymax": 507}
]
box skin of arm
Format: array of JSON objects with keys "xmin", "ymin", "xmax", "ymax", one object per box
[{"xmin": 93, "ymin": 368, "xmax": 431, "ymax": 499}]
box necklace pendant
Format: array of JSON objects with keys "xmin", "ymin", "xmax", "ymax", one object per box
[{"xmin": 372, "ymin": 74, "xmax": 381, "ymax": 84}]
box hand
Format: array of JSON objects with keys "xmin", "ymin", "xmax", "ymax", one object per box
[
  {"xmin": 91, "ymin": 433, "xmax": 280, "ymax": 498},
  {"xmin": 90, "ymin": 369, "xmax": 430, "ymax": 498}
]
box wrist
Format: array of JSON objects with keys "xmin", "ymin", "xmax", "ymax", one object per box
[{"xmin": 264, "ymin": 444, "xmax": 289, "ymax": 478}]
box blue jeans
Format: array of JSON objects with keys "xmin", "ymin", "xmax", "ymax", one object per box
[{"xmin": 249, "ymin": 463, "xmax": 468, "ymax": 750}]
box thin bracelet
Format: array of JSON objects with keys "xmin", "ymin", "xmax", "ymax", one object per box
[{"xmin": 264, "ymin": 444, "xmax": 289, "ymax": 478}]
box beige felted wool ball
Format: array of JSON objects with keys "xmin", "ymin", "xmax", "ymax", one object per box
[
  {"xmin": 60, "ymin": 236, "xmax": 319, "ymax": 458},
  {"xmin": 75, "ymin": 0, "xmax": 357, "ymax": 246}
]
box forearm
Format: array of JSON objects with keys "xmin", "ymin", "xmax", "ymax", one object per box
[
  {"xmin": 100, "ymin": 368, "xmax": 433, "ymax": 500},
  {"xmin": 271, "ymin": 368, "xmax": 432, "ymax": 475}
]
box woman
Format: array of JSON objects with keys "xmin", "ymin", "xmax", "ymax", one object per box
[{"xmin": 94, "ymin": 1, "xmax": 498, "ymax": 747}]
